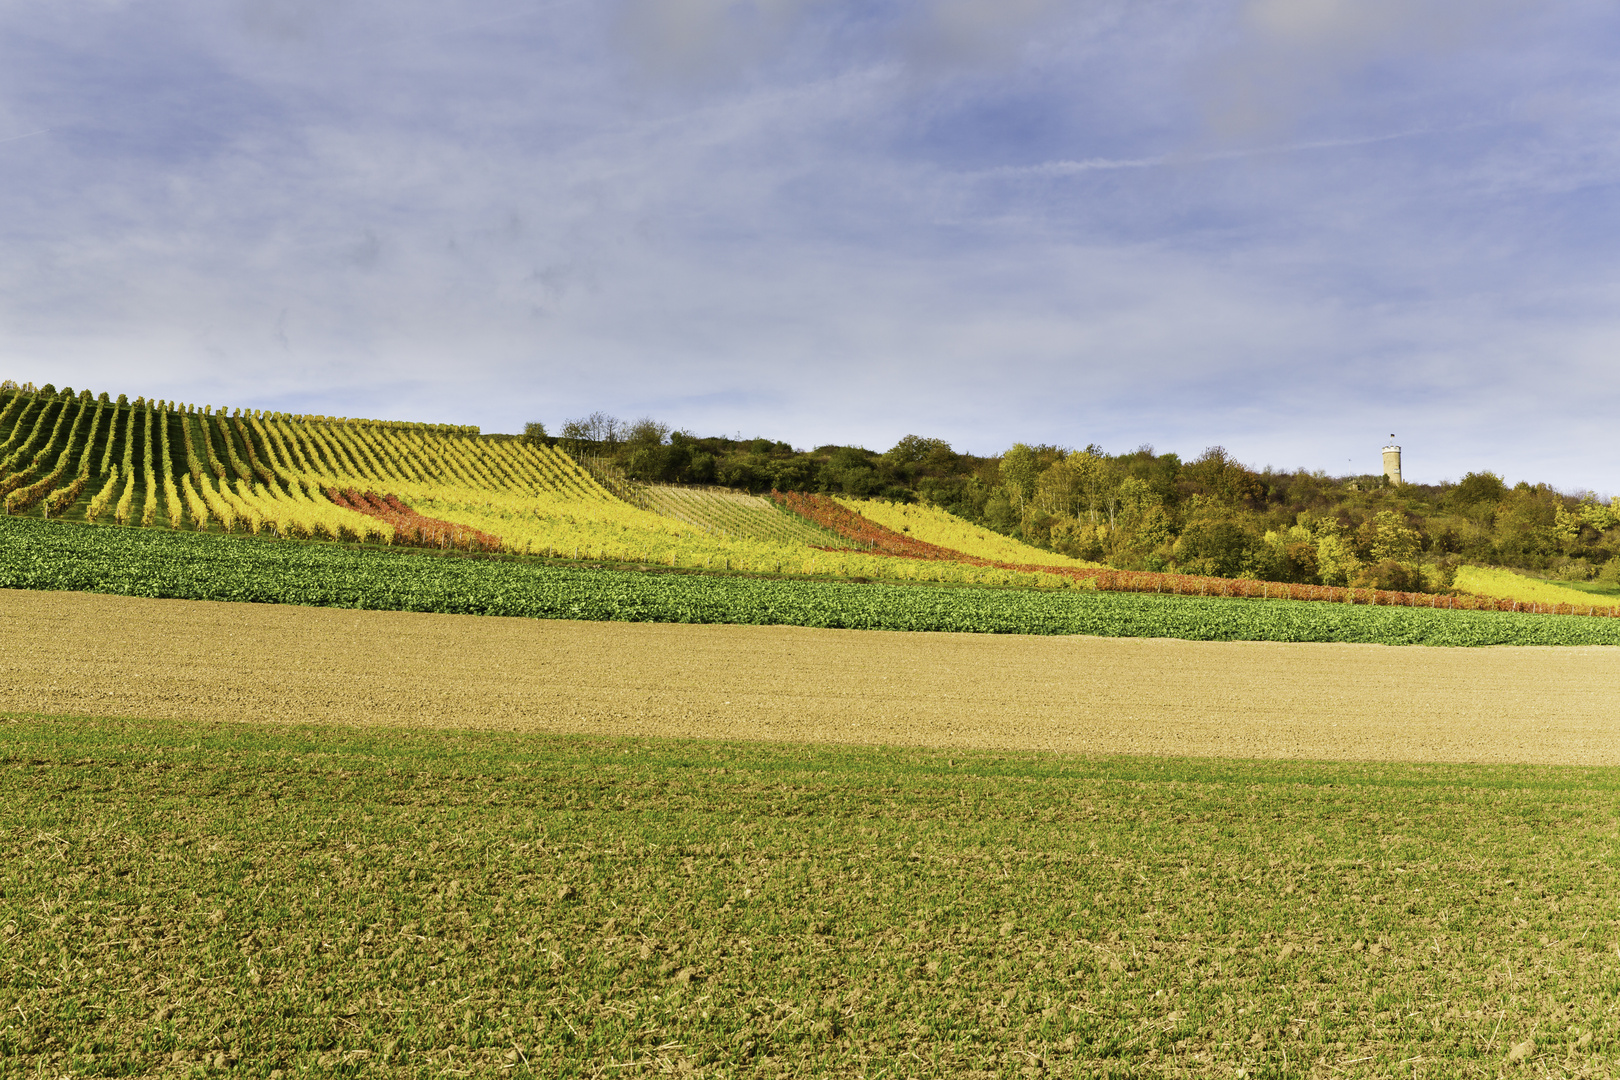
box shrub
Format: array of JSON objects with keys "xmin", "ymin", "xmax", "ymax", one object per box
[
  {"xmin": 1351, "ymin": 559, "xmax": 1425, "ymax": 593},
  {"xmin": 1452, "ymin": 471, "xmax": 1506, "ymax": 507}
]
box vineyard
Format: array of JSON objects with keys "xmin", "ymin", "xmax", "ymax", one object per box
[
  {"xmin": 641, "ymin": 484, "xmax": 844, "ymax": 547},
  {"xmin": 0, "ymin": 384, "xmax": 1075, "ymax": 591},
  {"xmin": 785, "ymin": 489, "xmax": 1620, "ymax": 618},
  {"xmin": 1455, "ymin": 565, "xmax": 1620, "ymax": 609},
  {"xmin": 9, "ymin": 369, "xmax": 1618, "ymax": 1080},
  {"xmin": 835, "ymin": 496, "xmax": 1102, "ymax": 568},
  {"xmin": 4, "ymin": 382, "xmax": 1618, "ymax": 620}
]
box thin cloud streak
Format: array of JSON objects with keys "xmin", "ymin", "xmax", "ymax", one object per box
[
  {"xmin": 0, "ymin": 1, "xmax": 1616, "ymax": 492},
  {"xmin": 974, "ymin": 125, "xmax": 1489, "ymax": 179}
]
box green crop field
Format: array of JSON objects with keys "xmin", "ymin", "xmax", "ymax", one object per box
[
  {"xmin": 3, "ymin": 715, "xmax": 1617, "ymax": 1078},
  {"xmin": 6, "ymin": 515, "xmax": 1620, "ymax": 646}
]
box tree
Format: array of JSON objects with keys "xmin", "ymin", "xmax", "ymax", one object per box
[
  {"xmin": 820, "ymin": 447, "xmax": 881, "ymax": 497},
  {"xmin": 883, "ymin": 435, "xmax": 951, "ymax": 466},
  {"xmin": 1106, "ymin": 477, "xmax": 1172, "ymax": 564},
  {"xmin": 619, "ymin": 417, "xmax": 673, "ymax": 480},
  {"xmin": 1315, "ymin": 531, "xmax": 1360, "ymax": 587},
  {"xmin": 1575, "ymin": 496, "xmax": 1618, "ymax": 532},
  {"xmin": 1033, "ymin": 454, "xmax": 1083, "ymax": 518},
  {"xmin": 1370, "ymin": 510, "xmax": 1421, "ymax": 563},
  {"xmin": 998, "ymin": 444, "xmax": 1039, "ymax": 519},
  {"xmin": 1494, "ymin": 483, "xmax": 1558, "ymax": 561},
  {"xmin": 1075, "ymin": 446, "xmax": 1122, "ymax": 527},
  {"xmin": 627, "ymin": 417, "xmax": 670, "ymax": 447},
  {"xmin": 522, "ymin": 421, "xmax": 550, "ymax": 447},
  {"xmin": 1452, "ymin": 471, "xmax": 1506, "ymax": 506},
  {"xmin": 1172, "ymin": 519, "xmax": 1250, "ymax": 579},
  {"xmin": 560, "ymin": 412, "xmax": 623, "ymax": 446},
  {"xmin": 558, "ymin": 411, "xmax": 624, "ymax": 457},
  {"xmin": 1183, "ymin": 446, "xmax": 1265, "ymax": 507}
]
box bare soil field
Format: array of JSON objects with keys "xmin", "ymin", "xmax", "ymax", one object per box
[{"xmin": 4, "ymin": 587, "xmax": 1617, "ymax": 764}]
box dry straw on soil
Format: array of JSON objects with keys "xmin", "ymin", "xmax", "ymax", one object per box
[{"xmin": 4, "ymin": 589, "xmax": 1616, "ymax": 765}]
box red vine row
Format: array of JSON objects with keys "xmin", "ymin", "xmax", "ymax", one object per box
[{"xmin": 325, "ymin": 488, "xmax": 503, "ymax": 553}]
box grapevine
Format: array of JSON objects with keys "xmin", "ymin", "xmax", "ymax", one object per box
[
  {"xmin": 86, "ymin": 464, "xmax": 121, "ymax": 524},
  {"xmin": 140, "ymin": 406, "xmax": 157, "ymax": 527},
  {"xmin": 7, "ymin": 398, "xmax": 91, "ymax": 514}
]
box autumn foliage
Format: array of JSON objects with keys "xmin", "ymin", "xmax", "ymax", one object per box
[
  {"xmin": 326, "ymin": 488, "xmax": 503, "ymax": 553},
  {"xmin": 774, "ymin": 491, "xmax": 1620, "ymax": 618},
  {"xmin": 770, "ymin": 491, "xmax": 971, "ymax": 560}
]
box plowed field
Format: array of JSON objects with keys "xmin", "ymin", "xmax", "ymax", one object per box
[{"xmin": 5, "ymin": 589, "xmax": 1615, "ymax": 764}]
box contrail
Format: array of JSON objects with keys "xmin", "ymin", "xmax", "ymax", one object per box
[
  {"xmin": 0, "ymin": 129, "xmax": 50, "ymax": 146},
  {"xmin": 976, "ymin": 125, "xmax": 1486, "ymax": 180}
]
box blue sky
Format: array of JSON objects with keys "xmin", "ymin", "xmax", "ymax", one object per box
[{"xmin": 2, "ymin": 0, "xmax": 1617, "ymax": 491}]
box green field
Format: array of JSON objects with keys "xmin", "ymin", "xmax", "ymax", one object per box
[
  {"xmin": 7, "ymin": 515, "xmax": 1620, "ymax": 646},
  {"xmin": 3, "ymin": 715, "xmax": 1617, "ymax": 1077},
  {"xmin": 1558, "ymin": 579, "xmax": 1620, "ymax": 596}
]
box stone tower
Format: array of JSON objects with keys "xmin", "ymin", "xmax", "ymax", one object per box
[{"xmin": 1382, "ymin": 442, "xmax": 1402, "ymax": 486}]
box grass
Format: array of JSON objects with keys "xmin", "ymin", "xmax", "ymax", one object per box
[
  {"xmin": 3, "ymin": 715, "xmax": 1619, "ymax": 1077},
  {"xmin": 1552, "ymin": 579, "xmax": 1620, "ymax": 598},
  {"xmin": 1455, "ymin": 566, "xmax": 1620, "ymax": 608}
]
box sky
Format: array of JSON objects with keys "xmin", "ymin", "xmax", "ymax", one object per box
[{"xmin": 1, "ymin": 0, "xmax": 1618, "ymax": 491}]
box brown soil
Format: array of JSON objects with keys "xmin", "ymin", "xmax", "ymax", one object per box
[{"xmin": 3, "ymin": 588, "xmax": 1617, "ymax": 765}]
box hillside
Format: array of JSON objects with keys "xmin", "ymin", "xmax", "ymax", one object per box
[
  {"xmin": 0, "ymin": 382, "xmax": 1074, "ymax": 592},
  {"xmin": 558, "ymin": 415, "xmax": 1620, "ymax": 593},
  {"xmin": 7, "ymin": 380, "xmax": 1619, "ymax": 615}
]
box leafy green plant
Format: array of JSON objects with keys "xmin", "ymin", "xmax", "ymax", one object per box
[{"xmin": 5, "ymin": 516, "xmax": 1620, "ymax": 646}]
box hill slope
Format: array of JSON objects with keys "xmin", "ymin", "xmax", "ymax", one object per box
[{"xmin": 0, "ymin": 385, "xmax": 1070, "ymax": 590}]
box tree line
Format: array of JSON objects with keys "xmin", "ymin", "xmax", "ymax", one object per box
[{"xmin": 528, "ymin": 413, "xmax": 1620, "ymax": 591}]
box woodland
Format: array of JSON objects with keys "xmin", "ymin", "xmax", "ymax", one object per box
[{"xmin": 538, "ymin": 414, "xmax": 1620, "ymax": 593}]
